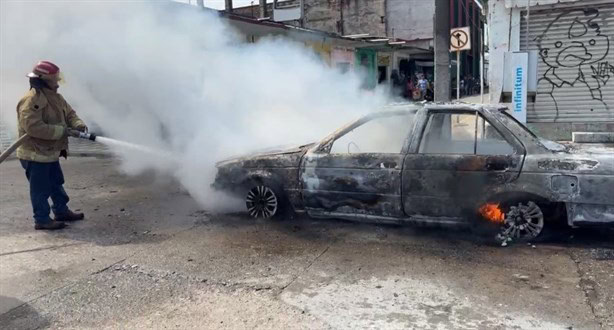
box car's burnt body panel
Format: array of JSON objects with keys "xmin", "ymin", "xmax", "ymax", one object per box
[
  {"xmin": 402, "ymin": 154, "xmax": 522, "ymax": 219},
  {"xmin": 213, "ymin": 104, "xmax": 614, "ymax": 228},
  {"xmin": 212, "ymin": 146, "xmax": 311, "ymax": 210},
  {"xmin": 301, "ymin": 153, "xmax": 405, "ymax": 218}
]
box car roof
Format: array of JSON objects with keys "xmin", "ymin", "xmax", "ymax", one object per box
[
  {"xmin": 371, "ymin": 102, "xmax": 508, "ymax": 119},
  {"xmin": 424, "ymin": 103, "xmax": 507, "ymax": 112}
]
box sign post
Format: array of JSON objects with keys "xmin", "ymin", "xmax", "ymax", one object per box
[
  {"xmin": 457, "ymin": 50, "xmax": 460, "ymax": 100},
  {"xmin": 450, "ymin": 27, "xmax": 471, "ymax": 101}
]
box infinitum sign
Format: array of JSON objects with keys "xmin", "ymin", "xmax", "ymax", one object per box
[{"xmin": 505, "ymin": 52, "xmax": 528, "ymax": 123}]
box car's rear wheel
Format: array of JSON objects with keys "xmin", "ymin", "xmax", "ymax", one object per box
[{"xmin": 498, "ymin": 201, "xmax": 545, "ymax": 242}]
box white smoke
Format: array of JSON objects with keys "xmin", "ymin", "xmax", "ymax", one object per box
[{"xmin": 0, "ymin": 1, "xmax": 389, "ymax": 210}]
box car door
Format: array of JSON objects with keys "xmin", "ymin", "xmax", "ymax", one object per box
[
  {"xmin": 402, "ymin": 109, "xmax": 525, "ymax": 221},
  {"xmin": 301, "ymin": 112, "xmax": 415, "ymax": 220}
]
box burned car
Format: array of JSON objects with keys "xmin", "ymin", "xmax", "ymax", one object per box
[{"xmin": 213, "ymin": 104, "xmax": 614, "ymax": 242}]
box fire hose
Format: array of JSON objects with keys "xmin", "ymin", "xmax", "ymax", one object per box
[{"xmin": 0, "ymin": 129, "xmax": 96, "ymax": 164}]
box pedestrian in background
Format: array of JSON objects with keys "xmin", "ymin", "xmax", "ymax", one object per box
[
  {"xmin": 406, "ymin": 76, "xmax": 418, "ymax": 101},
  {"xmin": 424, "ymin": 82, "xmax": 434, "ymax": 102},
  {"xmin": 418, "ymin": 75, "xmax": 428, "ymax": 100}
]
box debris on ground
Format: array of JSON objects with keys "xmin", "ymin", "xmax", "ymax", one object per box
[
  {"xmin": 513, "ymin": 274, "xmax": 530, "ymax": 282},
  {"xmin": 591, "ymin": 249, "xmax": 614, "ymax": 261}
]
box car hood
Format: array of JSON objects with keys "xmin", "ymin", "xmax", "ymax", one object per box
[
  {"xmin": 215, "ymin": 142, "xmax": 315, "ymax": 168},
  {"xmin": 532, "ymin": 141, "xmax": 614, "ymax": 174},
  {"xmin": 565, "ymin": 143, "xmax": 614, "ymax": 155},
  {"xmin": 540, "ymin": 139, "xmax": 614, "ymax": 155}
]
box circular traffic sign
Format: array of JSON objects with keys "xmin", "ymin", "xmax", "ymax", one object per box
[{"xmin": 450, "ymin": 29, "xmax": 469, "ymax": 49}]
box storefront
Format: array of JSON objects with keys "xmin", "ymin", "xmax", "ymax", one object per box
[
  {"xmin": 331, "ymin": 47, "xmax": 355, "ymax": 73},
  {"xmin": 377, "ymin": 53, "xmax": 391, "ymax": 84},
  {"xmin": 355, "ymin": 48, "xmax": 377, "ymax": 89},
  {"xmin": 305, "ymin": 40, "xmax": 332, "ymax": 65}
]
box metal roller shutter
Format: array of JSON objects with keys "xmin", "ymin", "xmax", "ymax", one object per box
[{"xmin": 520, "ymin": 0, "xmax": 614, "ymax": 122}]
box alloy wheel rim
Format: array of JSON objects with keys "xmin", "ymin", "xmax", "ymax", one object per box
[
  {"xmin": 500, "ymin": 201, "xmax": 544, "ymax": 241},
  {"xmin": 246, "ymin": 186, "xmax": 278, "ymax": 218}
]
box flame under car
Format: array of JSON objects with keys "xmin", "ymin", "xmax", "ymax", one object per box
[{"xmin": 213, "ymin": 104, "xmax": 614, "ymax": 242}]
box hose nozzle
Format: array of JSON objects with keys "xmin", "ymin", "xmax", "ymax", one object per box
[{"xmin": 68, "ymin": 129, "xmax": 97, "ymax": 141}]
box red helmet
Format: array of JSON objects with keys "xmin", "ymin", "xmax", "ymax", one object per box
[{"xmin": 27, "ymin": 60, "xmax": 61, "ymax": 81}]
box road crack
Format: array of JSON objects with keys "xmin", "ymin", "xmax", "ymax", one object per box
[
  {"xmin": 280, "ymin": 244, "xmax": 331, "ymax": 293},
  {"xmin": 91, "ymin": 257, "xmax": 128, "ymax": 275},
  {"xmin": 567, "ymin": 250, "xmax": 603, "ymax": 329},
  {"xmin": 0, "ymin": 242, "xmax": 86, "ymax": 257},
  {"xmin": 0, "ymin": 254, "xmax": 133, "ymax": 319}
]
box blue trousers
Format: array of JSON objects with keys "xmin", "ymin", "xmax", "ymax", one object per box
[{"xmin": 20, "ymin": 160, "xmax": 70, "ymax": 224}]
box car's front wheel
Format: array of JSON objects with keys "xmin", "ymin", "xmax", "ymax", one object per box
[
  {"xmin": 246, "ymin": 185, "xmax": 278, "ymax": 218},
  {"xmin": 244, "ymin": 181, "xmax": 289, "ymax": 219}
]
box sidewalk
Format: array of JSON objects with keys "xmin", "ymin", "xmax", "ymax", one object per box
[
  {"xmin": 0, "ymin": 122, "xmax": 13, "ymax": 151},
  {"xmin": 459, "ymin": 93, "xmax": 489, "ymax": 104}
]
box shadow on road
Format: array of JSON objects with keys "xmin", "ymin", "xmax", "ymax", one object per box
[
  {"xmin": 542, "ymin": 227, "xmax": 614, "ymax": 249},
  {"xmin": 214, "ymin": 212, "xmax": 614, "ymax": 250},
  {"xmin": 0, "ymin": 296, "xmax": 49, "ymax": 330}
]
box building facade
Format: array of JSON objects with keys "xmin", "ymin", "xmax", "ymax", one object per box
[
  {"xmin": 234, "ymin": 0, "xmax": 485, "ymax": 91},
  {"xmin": 489, "ymin": 0, "xmax": 614, "ymax": 140},
  {"xmin": 220, "ymin": 7, "xmax": 387, "ymax": 88}
]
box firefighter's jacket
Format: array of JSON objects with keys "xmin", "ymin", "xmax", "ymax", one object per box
[{"xmin": 16, "ymin": 88, "xmax": 86, "ymax": 162}]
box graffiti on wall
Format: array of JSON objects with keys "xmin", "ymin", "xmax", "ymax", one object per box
[{"xmin": 535, "ymin": 8, "xmax": 613, "ymax": 117}]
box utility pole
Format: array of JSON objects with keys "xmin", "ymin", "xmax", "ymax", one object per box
[
  {"xmin": 225, "ymin": 0, "xmax": 233, "ymax": 12},
  {"xmin": 259, "ymin": 0, "xmax": 267, "ymax": 18},
  {"xmin": 434, "ymin": 0, "xmax": 451, "ymax": 102}
]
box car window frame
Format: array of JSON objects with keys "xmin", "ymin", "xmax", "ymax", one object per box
[
  {"xmin": 316, "ymin": 110, "xmax": 417, "ymax": 155},
  {"xmin": 416, "ymin": 109, "xmax": 519, "ymax": 156},
  {"xmin": 475, "ymin": 113, "xmax": 516, "ymax": 156}
]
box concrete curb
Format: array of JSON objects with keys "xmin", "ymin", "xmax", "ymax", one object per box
[{"xmin": 572, "ymin": 132, "xmax": 614, "ymax": 144}]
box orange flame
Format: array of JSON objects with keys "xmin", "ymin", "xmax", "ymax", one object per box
[{"xmin": 479, "ymin": 203, "xmax": 505, "ymax": 223}]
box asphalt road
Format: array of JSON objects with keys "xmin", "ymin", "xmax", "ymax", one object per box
[{"xmin": 1, "ymin": 158, "xmax": 613, "ymax": 329}]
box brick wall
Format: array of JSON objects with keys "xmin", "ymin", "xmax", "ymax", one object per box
[{"xmin": 303, "ymin": 0, "xmax": 386, "ymax": 36}]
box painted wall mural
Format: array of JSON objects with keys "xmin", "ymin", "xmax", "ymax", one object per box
[{"xmin": 534, "ymin": 7, "xmax": 613, "ymax": 118}]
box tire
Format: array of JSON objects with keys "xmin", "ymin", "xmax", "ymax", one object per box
[
  {"xmin": 243, "ymin": 180, "xmax": 290, "ymax": 220},
  {"xmin": 497, "ymin": 200, "xmax": 546, "ymax": 243}
]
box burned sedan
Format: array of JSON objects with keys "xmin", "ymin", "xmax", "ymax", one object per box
[{"xmin": 213, "ymin": 104, "xmax": 614, "ymax": 242}]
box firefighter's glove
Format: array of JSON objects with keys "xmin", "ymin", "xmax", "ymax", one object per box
[{"xmin": 67, "ymin": 129, "xmax": 81, "ymax": 138}]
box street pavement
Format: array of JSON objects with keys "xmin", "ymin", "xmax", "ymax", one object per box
[{"xmin": 0, "ymin": 158, "xmax": 613, "ymax": 329}]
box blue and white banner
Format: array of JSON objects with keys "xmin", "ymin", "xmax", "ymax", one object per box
[{"xmin": 509, "ymin": 52, "xmax": 528, "ymax": 123}]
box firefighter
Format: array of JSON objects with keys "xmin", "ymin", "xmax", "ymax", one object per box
[{"xmin": 16, "ymin": 60, "xmax": 88, "ymax": 230}]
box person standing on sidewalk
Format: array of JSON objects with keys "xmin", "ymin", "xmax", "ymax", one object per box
[
  {"xmin": 417, "ymin": 75, "xmax": 428, "ymax": 100},
  {"xmin": 16, "ymin": 61, "xmax": 89, "ymax": 230}
]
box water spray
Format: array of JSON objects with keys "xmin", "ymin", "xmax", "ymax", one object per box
[{"xmin": 1, "ymin": 129, "xmax": 170, "ymax": 165}]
